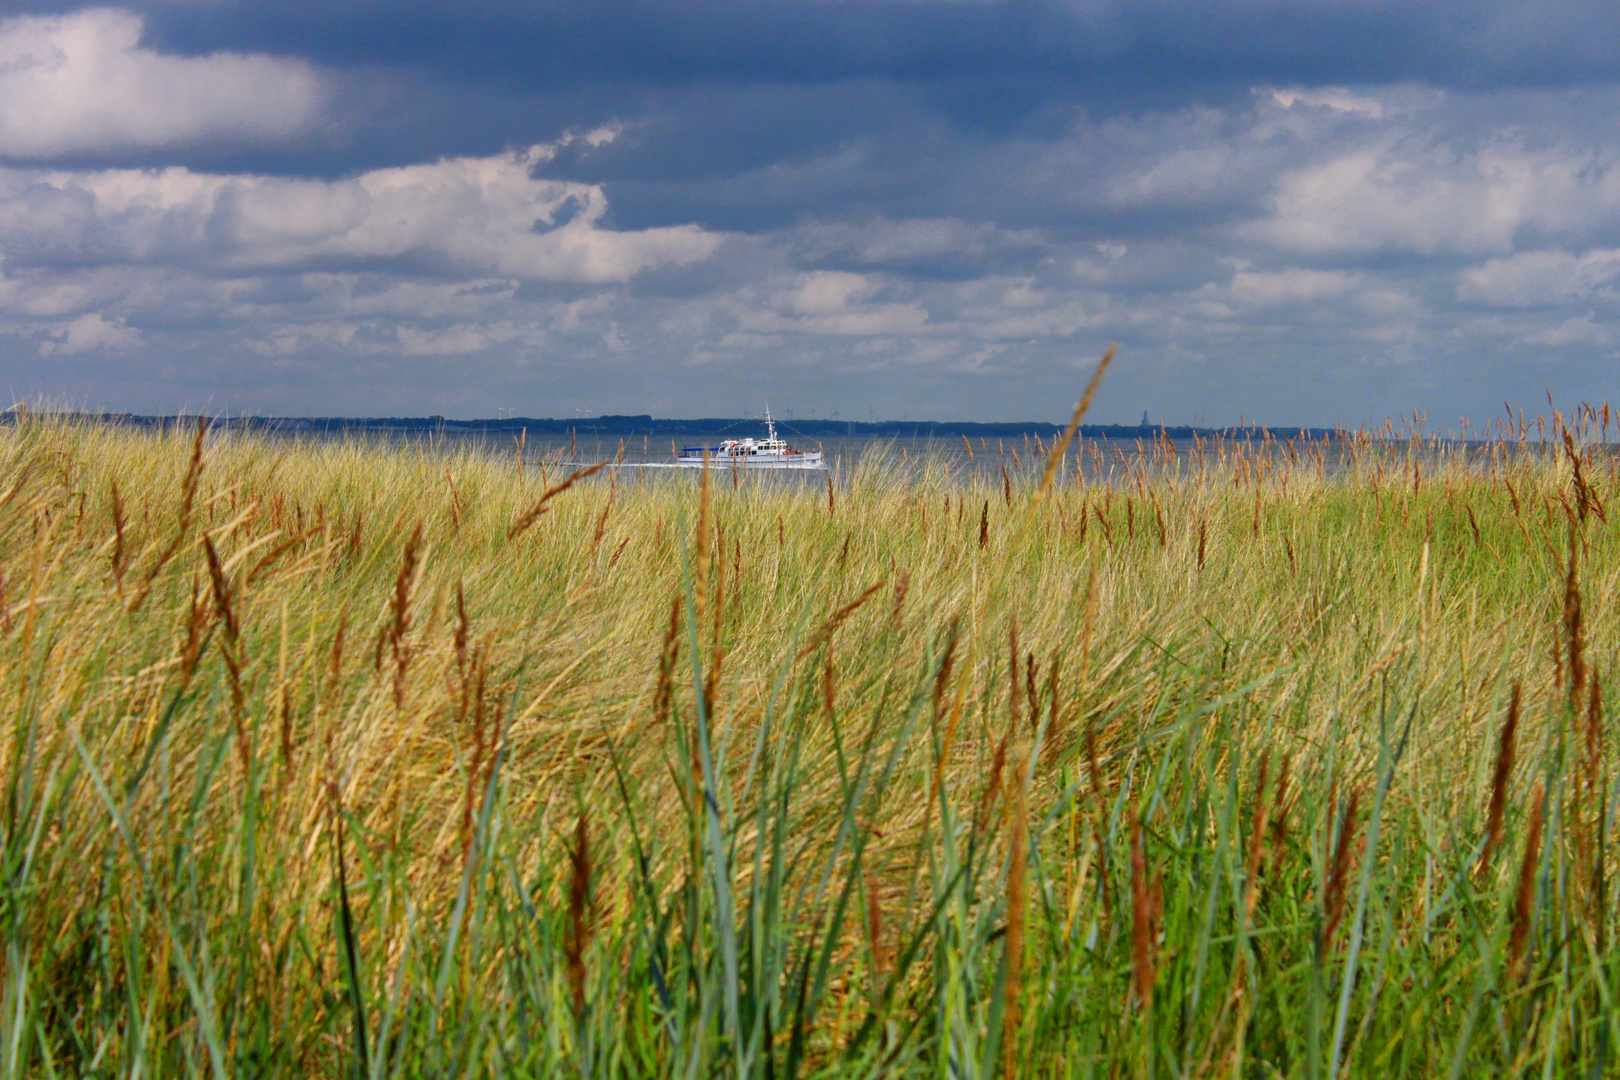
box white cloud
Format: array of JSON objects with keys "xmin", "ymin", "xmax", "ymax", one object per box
[
  {"xmin": 248, "ymin": 320, "xmax": 358, "ymax": 357},
  {"xmin": 0, "ymin": 144, "xmax": 722, "ymax": 282},
  {"xmin": 395, "ymin": 323, "xmax": 521, "ymax": 356},
  {"xmin": 1354, "ymin": 287, "xmax": 1424, "ymax": 319},
  {"xmin": 1197, "ymin": 267, "xmax": 1360, "ymax": 310},
  {"xmin": 0, "ymin": 269, "xmax": 108, "ymax": 317},
  {"xmin": 0, "ymin": 9, "xmax": 325, "ymax": 158},
  {"xmin": 786, "ymin": 271, "xmax": 869, "ymax": 316},
  {"xmin": 1457, "ymin": 248, "xmax": 1620, "ymax": 306},
  {"xmin": 791, "ymin": 217, "xmax": 1045, "ymax": 267},
  {"xmin": 1520, "ymin": 312, "xmax": 1606, "ymax": 347},
  {"xmin": 1108, "ymin": 142, "xmax": 1244, "ymax": 208},
  {"xmin": 39, "ymin": 311, "xmax": 137, "ymax": 354},
  {"xmin": 1267, "ymin": 86, "xmax": 1385, "ymax": 119},
  {"xmin": 741, "ymin": 271, "xmax": 929, "ymax": 335},
  {"xmin": 1244, "ymin": 136, "xmax": 1620, "ymax": 257}
]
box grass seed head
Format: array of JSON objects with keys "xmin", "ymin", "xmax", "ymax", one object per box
[
  {"xmin": 1509, "ymin": 786, "xmax": 1546, "ymax": 982},
  {"xmin": 1563, "ymin": 523, "xmax": 1587, "ymax": 715},
  {"xmin": 1242, "ymin": 751, "xmax": 1272, "ymax": 922},
  {"xmin": 507, "ymin": 460, "xmax": 609, "ymax": 540},
  {"xmin": 1322, "ymin": 785, "xmax": 1362, "ymax": 952},
  {"xmin": 565, "ymin": 812, "xmax": 593, "ymax": 1017},
  {"xmin": 1003, "ymin": 758, "xmax": 1030, "ymax": 1073},
  {"xmin": 1129, "ymin": 807, "xmax": 1159, "ymax": 1012},
  {"xmin": 1478, "ymin": 683, "xmax": 1521, "ymax": 878}
]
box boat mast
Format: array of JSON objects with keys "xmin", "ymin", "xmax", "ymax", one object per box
[{"xmin": 765, "ymin": 405, "xmax": 778, "ymax": 443}]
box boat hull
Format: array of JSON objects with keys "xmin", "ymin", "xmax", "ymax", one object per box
[{"xmin": 675, "ymin": 451, "xmax": 825, "ymax": 469}]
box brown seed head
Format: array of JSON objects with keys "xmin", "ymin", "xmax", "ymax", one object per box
[
  {"xmin": 1509, "ymin": 786, "xmax": 1545, "ymax": 982},
  {"xmin": 1129, "ymin": 808, "xmax": 1158, "ymax": 1012},
  {"xmin": 1242, "ymin": 752, "xmax": 1272, "ymax": 923},
  {"xmin": 1478, "ymin": 683, "xmax": 1521, "ymax": 878},
  {"xmin": 565, "ymin": 812, "xmax": 593, "ymax": 1017},
  {"xmin": 1003, "ymin": 758, "xmax": 1029, "ymax": 1073},
  {"xmin": 1322, "ymin": 785, "xmax": 1362, "ymax": 951},
  {"xmin": 1563, "ymin": 524, "xmax": 1587, "ymax": 716}
]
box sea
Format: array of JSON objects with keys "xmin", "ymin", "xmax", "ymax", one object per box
[{"xmin": 337, "ymin": 426, "xmax": 1505, "ymax": 490}]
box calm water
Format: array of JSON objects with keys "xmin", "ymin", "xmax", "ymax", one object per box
[
  {"xmin": 328, "ymin": 427, "xmax": 1515, "ymax": 490},
  {"xmin": 420, "ymin": 430, "xmax": 1184, "ymax": 485}
]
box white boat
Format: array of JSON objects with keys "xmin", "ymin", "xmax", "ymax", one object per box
[{"xmin": 677, "ymin": 409, "xmax": 825, "ymax": 469}]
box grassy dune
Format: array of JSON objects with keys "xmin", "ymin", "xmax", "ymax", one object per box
[{"xmin": 2, "ymin": 409, "xmax": 1618, "ymax": 1078}]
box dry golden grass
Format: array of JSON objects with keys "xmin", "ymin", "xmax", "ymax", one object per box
[{"xmin": 1, "ymin": 408, "xmax": 1618, "ymax": 1076}]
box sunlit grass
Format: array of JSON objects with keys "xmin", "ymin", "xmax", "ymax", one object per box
[{"xmin": 2, "ymin": 407, "xmax": 1618, "ymax": 1077}]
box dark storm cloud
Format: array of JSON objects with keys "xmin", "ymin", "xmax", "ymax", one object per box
[
  {"xmin": 101, "ymin": 0, "xmax": 1620, "ymax": 233},
  {"xmin": 122, "ymin": 0, "xmax": 1620, "ymax": 91},
  {"xmin": 567, "ymin": 82, "xmax": 1389, "ymax": 236},
  {"xmin": 0, "ymin": 0, "xmax": 1603, "ymax": 180},
  {"xmin": 9, "ymin": 0, "xmax": 1615, "ymax": 202},
  {"xmin": 0, "ymin": 1, "xmax": 1610, "ymax": 144}
]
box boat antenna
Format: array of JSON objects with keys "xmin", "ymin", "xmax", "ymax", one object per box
[{"xmin": 765, "ymin": 404, "xmax": 778, "ymax": 442}]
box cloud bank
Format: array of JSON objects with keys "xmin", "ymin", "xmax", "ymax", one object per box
[{"xmin": 0, "ymin": 143, "xmax": 719, "ymax": 281}]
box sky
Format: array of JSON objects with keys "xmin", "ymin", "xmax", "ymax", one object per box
[{"xmin": 1, "ymin": 1, "xmax": 1619, "ymax": 424}]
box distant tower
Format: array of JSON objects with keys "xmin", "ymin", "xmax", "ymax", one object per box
[{"xmin": 1140, "ymin": 410, "xmax": 1149, "ymax": 427}]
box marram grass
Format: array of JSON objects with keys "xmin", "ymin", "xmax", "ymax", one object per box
[{"xmin": 2, "ymin": 411, "xmax": 1619, "ymax": 1078}]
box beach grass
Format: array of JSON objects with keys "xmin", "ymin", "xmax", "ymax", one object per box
[{"xmin": 1, "ymin": 405, "xmax": 1618, "ymax": 1077}]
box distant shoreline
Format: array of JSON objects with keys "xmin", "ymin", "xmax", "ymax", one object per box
[{"xmin": 25, "ymin": 411, "xmax": 1352, "ymax": 441}]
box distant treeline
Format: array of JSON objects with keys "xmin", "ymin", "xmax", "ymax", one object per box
[{"xmin": 32, "ymin": 412, "xmax": 1345, "ymax": 441}]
